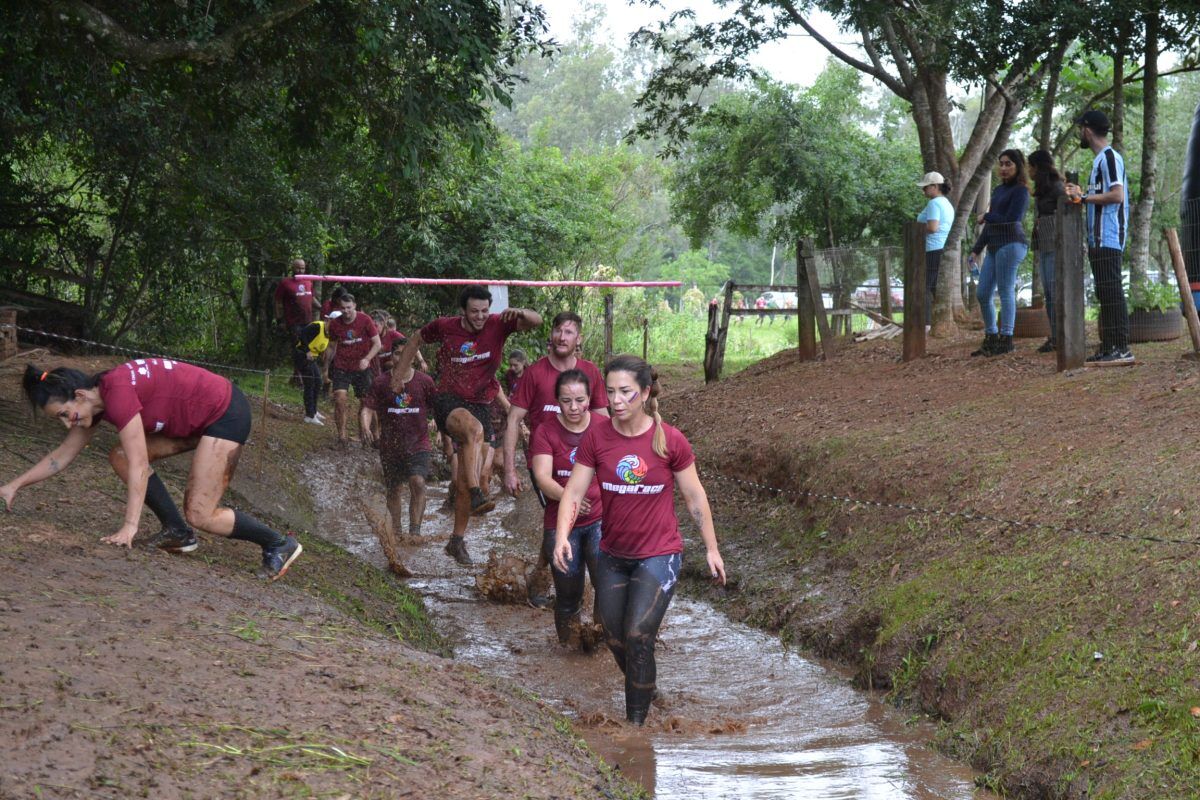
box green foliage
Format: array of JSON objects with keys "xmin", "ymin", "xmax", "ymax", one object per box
[{"xmin": 1128, "ymin": 279, "xmax": 1179, "ymax": 312}]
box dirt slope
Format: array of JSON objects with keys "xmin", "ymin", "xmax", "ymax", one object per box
[{"xmin": 665, "ymin": 334, "xmax": 1200, "ymax": 800}]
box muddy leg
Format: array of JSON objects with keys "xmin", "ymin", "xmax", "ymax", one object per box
[
  {"xmin": 333, "ymin": 389, "xmax": 349, "ymax": 442},
  {"xmin": 386, "ymin": 483, "xmax": 406, "ymax": 540},
  {"xmin": 407, "ymin": 474, "xmax": 427, "ymax": 537},
  {"xmin": 594, "ymin": 550, "xmax": 632, "ymax": 675},
  {"xmin": 445, "ymin": 408, "xmax": 483, "ymax": 492},
  {"xmin": 620, "ymin": 554, "xmax": 681, "ymax": 725},
  {"xmin": 451, "ymin": 455, "xmax": 471, "ymax": 539},
  {"xmin": 182, "ymin": 437, "xmax": 242, "ymax": 536},
  {"xmin": 109, "ymin": 435, "xmax": 198, "ymax": 531}
]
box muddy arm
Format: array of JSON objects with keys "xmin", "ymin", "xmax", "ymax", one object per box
[{"xmin": 0, "ymin": 424, "xmax": 95, "ymax": 508}]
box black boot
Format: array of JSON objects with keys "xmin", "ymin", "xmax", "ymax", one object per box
[
  {"xmin": 970, "ymin": 333, "xmax": 997, "ymax": 357},
  {"xmin": 990, "ymin": 334, "xmax": 1014, "ymax": 355}
]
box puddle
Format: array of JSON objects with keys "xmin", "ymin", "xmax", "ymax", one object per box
[{"xmin": 305, "ymin": 450, "xmax": 992, "ymax": 798}]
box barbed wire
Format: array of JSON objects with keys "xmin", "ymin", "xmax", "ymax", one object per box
[
  {"xmin": 698, "ymin": 468, "xmax": 1200, "ymax": 548},
  {"xmin": 6, "ymin": 325, "xmax": 269, "ymax": 376}
]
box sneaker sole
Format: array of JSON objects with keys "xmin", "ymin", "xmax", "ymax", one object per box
[
  {"xmin": 470, "ymin": 498, "xmax": 496, "ymax": 516},
  {"xmin": 271, "ymin": 542, "xmax": 304, "ymax": 582},
  {"xmin": 1084, "ymin": 358, "xmax": 1136, "ymax": 368},
  {"xmin": 159, "ymin": 542, "xmax": 199, "ymax": 554}
]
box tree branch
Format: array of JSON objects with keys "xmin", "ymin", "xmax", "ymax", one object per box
[
  {"xmin": 45, "ymin": 0, "xmax": 316, "ymax": 64},
  {"xmin": 776, "ymin": 0, "xmax": 908, "ymax": 97}
]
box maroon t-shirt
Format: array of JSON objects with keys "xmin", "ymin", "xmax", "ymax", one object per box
[
  {"xmin": 419, "ymin": 315, "xmax": 519, "ymax": 403},
  {"xmin": 509, "ymin": 356, "xmax": 607, "ymax": 446},
  {"xmin": 364, "ymin": 371, "xmax": 434, "ymax": 458},
  {"xmin": 575, "ymin": 419, "xmax": 695, "ymax": 559},
  {"xmin": 99, "ymin": 359, "xmax": 232, "ymax": 439},
  {"xmin": 274, "ymin": 277, "xmax": 317, "ymax": 327},
  {"xmin": 328, "ymin": 312, "xmax": 379, "ymax": 371},
  {"xmin": 529, "ymin": 415, "xmax": 603, "ymax": 531}
]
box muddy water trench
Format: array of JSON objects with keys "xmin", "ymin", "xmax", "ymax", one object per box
[{"xmin": 305, "ymin": 450, "xmax": 991, "ymax": 798}]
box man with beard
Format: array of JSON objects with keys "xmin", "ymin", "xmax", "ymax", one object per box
[
  {"xmin": 503, "ymin": 311, "xmax": 609, "ymax": 604},
  {"xmin": 392, "ymin": 286, "xmax": 542, "ymax": 565}
]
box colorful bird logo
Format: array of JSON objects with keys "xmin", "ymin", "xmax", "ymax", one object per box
[
  {"xmin": 568, "ymin": 447, "xmax": 578, "ymax": 465},
  {"xmin": 616, "ymin": 455, "xmax": 647, "ymax": 485},
  {"xmin": 394, "ymin": 393, "xmax": 411, "ymax": 408},
  {"xmin": 459, "ymin": 341, "xmax": 477, "ymax": 357}
]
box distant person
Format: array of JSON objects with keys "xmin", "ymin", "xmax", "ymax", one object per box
[
  {"xmin": 320, "ymin": 285, "xmax": 347, "ymax": 320},
  {"xmin": 754, "ymin": 295, "xmax": 769, "ymax": 326},
  {"xmin": 1066, "ymin": 110, "xmax": 1133, "ymax": 365},
  {"xmin": 362, "ymin": 338, "xmax": 434, "ymax": 545},
  {"xmin": 274, "ymin": 258, "xmax": 319, "ymax": 388},
  {"xmin": 916, "ymin": 172, "xmax": 955, "ymax": 331},
  {"xmin": 294, "ymin": 318, "xmax": 330, "ymax": 425},
  {"xmin": 392, "ymin": 287, "xmax": 542, "ymax": 565},
  {"xmin": 327, "ymin": 293, "xmax": 381, "ymax": 444},
  {"xmin": 504, "ymin": 348, "xmax": 527, "ymax": 396},
  {"xmin": 1028, "ymin": 150, "xmax": 1066, "ymax": 354},
  {"xmin": 1, "ymin": 362, "xmax": 302, "ymax": 579},
  {"xmin": 529, "ymin": 369, "xmax": 604, "ymax": 644},
  {"xmin": 555, "ymin": 355, "xmax": 725, "ymax": 726},
  {"xmin": 969, "ymin": 149, "xmax": 1029, "ymax": 357},
  {"xmin": 503, "ymin": 312, "xmax": 608, "ymax": 603}
]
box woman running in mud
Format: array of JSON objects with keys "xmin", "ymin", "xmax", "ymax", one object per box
[
  {"xmin": 529, "ymin": 369, "xmax": 604, "ymax": 644},
  {"xmin": 554, "ymin": 355, "xmax": 725, "ymax": 725},
  {"xmin": 0, "ymin": 362, "xmax": 302, "ymax": 580}
]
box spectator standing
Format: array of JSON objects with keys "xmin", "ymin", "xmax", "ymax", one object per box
[
  {"xmin": 916, "ymin": 172, "xmax": 955, "ymax": 331},
  {"xmin": 1066, "ymin": 110, "xmax": 1133, "ymax": 365},
  {"xmin": 969, "ymin": 150, "xmax": 1030, "ymax": 357},
  {"xmin": 1028, "ymin": 150, "xmax": 1066, "ymax": 354}
]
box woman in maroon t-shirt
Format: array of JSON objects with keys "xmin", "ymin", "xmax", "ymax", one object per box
[
  {"xmin": 0, "ymin": 363, "xmax": 302, "ymax": 581},
  {"xmin": 529, "ymin": 368, "xmax": 604, "ymax": 645},
  {"xmin": 555, "ymin": 355, "xmax": 725, "ymax": 725}
]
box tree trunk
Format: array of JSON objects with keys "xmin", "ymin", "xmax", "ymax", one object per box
[
  {"xmin": 1037, "ymin": 43, "xmax": 1067, "ymax": 151},
  {"xmin": 1112, "ymin": 29, "xmax": 1126, "ymax": 153},
  {"xmin": 243, "ymin": 249, "xmax": 277, "ymax": 367},
  {"xmin": 1129, "ymin": 11, "xmax": 1159, "ymax": 285}
]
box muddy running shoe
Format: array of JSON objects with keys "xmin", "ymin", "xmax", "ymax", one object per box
[
  {"xmin": 1087, "ymin": 348, "xmax": 1135, "ymax": 366},
  {"xmin": 444, "ymin": 535, "xmax": 473, "ymax": 566},
  {"xmin": 469, "ymin": 487, "xmax": 495, "ymax": 516},
  {"xmin": 1036, "ymin": 338, "xmax": 1055, "ymax": 353},
  {"xmin": 259, "ymin": 536, "xmax": 303, "ymax": 581},
  {"xmin": 148, "ymin": 526, "xmax": 198, "ymax": 554}
]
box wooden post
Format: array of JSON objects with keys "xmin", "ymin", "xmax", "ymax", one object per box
[
  {"xmin": 642, "ymin": 317, "xmax": 649, "ymax": 361},
  {"xmin": 801, "ymin": 238, "xmax": 831, "ymax": 358},
  {"xmin": 1165, "ymin": 227, "xmax": 1200, "ymax": 359},
  {"xmin": 257, "ymin": 369, "xmax": 271, "ymax": 477},
  {"xmin": 703, "ymin": 298, "xmax": 720, "ymax": 383},
  {"xmin": 1055, "ymin": 197, "xmax": 1086, "ymax": 371},
  {"xmin": 603, "ymin": 294, "xmax": 614, "ymax": 363},
  {"xmin": 877, "ymin": 250, "xmax": 892, "ymax": 319},
  {"xmin": 712, "ymin": 281, "xmax": 734, "ymax": 380},
  {"xmin": 0, "ymin": 309, "xmax": 17, "ymax": 360},
  {"xmin": 796, "ymin": 241, "xmax": 818, "ymax": 360},
  {"xmin": 902, "ymin": 221, "xmax": 926, "ymax": 361}
]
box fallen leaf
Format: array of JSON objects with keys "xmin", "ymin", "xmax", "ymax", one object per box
[
  {"xmin": 889, "ymin": 563, "xmax": 901, "ymax": 579},
  {"xmin": 1079, "ymin": 759, "xmax": 1091, "ymax": 767},
  {"xmin": 1171, "ymin": 600, "xmax": 1182, "ymax": 607},
  {"xmin": 1132, "ymin": 739, "xmax": 1153, "ymax": 751},
  {"xmin": 1190, "ymin": 707, "xmax": 1200, "ymax": 718},
  {"xmin": 1188, "ymin": 641, "xmax": 1198, "ymax": 653}
]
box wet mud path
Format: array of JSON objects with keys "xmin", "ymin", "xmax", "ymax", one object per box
[{"xmin": 306, "ymin": 448, "xmax": 990, "ymax": 798}]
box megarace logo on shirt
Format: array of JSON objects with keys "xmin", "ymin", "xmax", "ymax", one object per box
[
  {"xmin": 601, "ymin": 454, "xmax": 665, "ymax": 495},
  {"xmin": 451, "ymin": 341, "xmax": 491, "ymax": 364},
  {"xmin": 387, "ymin": 392, "xmax": 420, "ymax": 415}
]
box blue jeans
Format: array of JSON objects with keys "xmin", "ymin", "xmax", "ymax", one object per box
[
  {"xmin": 1040, "ymin": 250, "xmax": 1056, "ymax": 342},
  {"xmin": 977, "ymin": 242, "xmax": 1028, "ymax": 335},
  {"xmin": 541, "ymin": 521, "xmax": 602, "ymax": 642}
]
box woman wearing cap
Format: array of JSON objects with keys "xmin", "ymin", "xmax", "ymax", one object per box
[
  {"xmin": 916, "ymin": 172, "xmax": 955, "ymax": 330},
  {"xmin": 969, "ymin": 149, "xmax": 1030, "ymax": 357},
  {"xmin": 1028, "ymin": 150, "xmax": 1066, "ymax": 353},
  {"xmin": 0, "ymin": 362, "xmax": 302, "ymax": 580},
  {"xmin": 554, "ymin": 354, "xmax": 726, "ymax": 726}
]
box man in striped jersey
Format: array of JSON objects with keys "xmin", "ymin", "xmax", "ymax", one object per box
[{"xmin": 1067, "ymin": 109, "xmax": 1133, "ymax": 365}]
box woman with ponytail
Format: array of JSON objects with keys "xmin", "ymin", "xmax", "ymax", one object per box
[
  {"xmin": 554, "ymin": 354, "xmax": 725, "ymax": 725},
  {"xmin": 0, "ymin": 361, "xmax": 302, "ymax": 580}
]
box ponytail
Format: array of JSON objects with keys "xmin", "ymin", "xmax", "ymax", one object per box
[
  {"xmin": 605, "ymin": 354, "xmax": 668, "ymax": 458},
  {"xmin": 22, "ymin": 364, "xmax": 104, "ymax": 411}
]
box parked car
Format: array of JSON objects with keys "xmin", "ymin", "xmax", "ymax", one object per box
[{"xmin": 851, "ymin": 278, "xmax": 904, "ymax": 310}]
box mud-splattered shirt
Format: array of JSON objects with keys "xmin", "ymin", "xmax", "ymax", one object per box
[
  {"xmin": 529, "ymin": 415, "xmax": 603, "ymax": 531},
  {"xmin": 509, "ymin": 356, "xmax": 607, "ymax": 447},
  {"xmin": 364, "ymin": 370, "xmax": 434, "ymax": 457},
  {"xmin": 419, "ymin": 315, "xmax": 519, "ymax": 404},
  {"xmin": 99, "ymin": 359, "xmax": 231, "ymax": 439}
]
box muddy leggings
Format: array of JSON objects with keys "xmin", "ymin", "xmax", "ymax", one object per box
[
  {"xmin": 540, "ymin": 521, "xmax": 602, "ymax": 643},
  {"xmin": 593, "ymin": 550, "xmax": 682, "ymax": 725}
]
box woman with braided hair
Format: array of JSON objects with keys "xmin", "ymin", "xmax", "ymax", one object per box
[
  {"xmin": 0, "ymin": 362, "xmax": 302, "ymax": 580},
  {"xmin": 554, "ymin": 354, "xmax": 725, "ymax": 725}
]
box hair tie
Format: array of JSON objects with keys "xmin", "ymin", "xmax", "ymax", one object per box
[{"xmin": 40, "ymin": 371, "xmax": 48, "ymax": 381}]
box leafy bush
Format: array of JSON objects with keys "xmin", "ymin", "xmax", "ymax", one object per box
[{"xmin": 1129, "ymin": 281, "xmax": 1180, "ymax": 313}]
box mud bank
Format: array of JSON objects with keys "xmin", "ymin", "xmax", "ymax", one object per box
[{"xmin": 666, "ymin": 338, "xmax": 1200, "ymax": 799}]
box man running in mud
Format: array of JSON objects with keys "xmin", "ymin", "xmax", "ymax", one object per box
[
  {"xmin": 503, "ymin": 311, "xmax": 608, "ymax": 602},
  {"xmin": 327, "ymin": 293, "xmax": 381, "ymax": 445},
  {"xmin": 392, "ymin": 286, "xmax": 541, "ymax": 565}
]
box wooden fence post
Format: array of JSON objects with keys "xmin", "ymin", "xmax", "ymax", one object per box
[
  {"xmin": 1165, "ymin": 227, "xmax": 1200, "ymax": 359},
  {"xmin": 1055, "ymin": 197, "xmax": 1086, "ymax": 371},
  {"xmin": 902, "ymin": 221, "xmax": 926, "ymax": 361},
  {"xmin": 0, "ymin": 308, "xmax": 17, "ymax": 360},
  {"xmin": 796, "ymin": 242, "xmax": 817, "ymax": 360},
  {"xmin": 642, "ymin": 317, "xmax": 649, "ymax": 361},
  {"xmin": 877, "ymin": 249, "xmax": 892, "ymax": 319},
  {"xmin": 712, "ymin": 281, "xmax": 734, "ymax": 380},
  {"xmin": 703, "ymin": 297, "xmax": 721, "ymax": 383},
  {"xmin": 603, "ymin": 294, "xmax": 614, "ymax": 363}
]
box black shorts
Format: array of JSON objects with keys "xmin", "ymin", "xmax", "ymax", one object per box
[
  {"xmin": 382, "ymin": 450, "xmax": 432, "ymax": 488},
  {"xmin": 431, "ymin": 393, "xmax": 493, "ymax": 443},
  {"xmin": 330, "ymin": 367, "xmax": 372, "ymax": 398},
  {"xmin": 203, "ymin": 385, "xmax": 252, "ymax": 445}
]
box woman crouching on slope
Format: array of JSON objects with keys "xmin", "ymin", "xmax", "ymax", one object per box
[
  {"xmin": 554, "ymin": 354, "xmax": 725, "ymax": 725},
  {"xmin": 0, "ymin": 361, "xmax": 302, "ymax": 580}
]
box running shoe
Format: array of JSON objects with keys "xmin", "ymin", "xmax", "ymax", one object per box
[
  {"xmin": 444, "ymin": 536, "xmax": 473, "ymax": 566},
  {"xmin": 303, "ymin": 416, "xmax": 324, "ymax": 426},
  {"xmin": 1088, "ymin": 348, "xmax": 1135, "ymax": 366},
  {"xmin": 314, "ymin": 411, "xmax": 327, "ymax": 422},
  {"xmin": 148, "ymin": 526, "xmax": 198, "ymax": 554},
  {"xmin": 469, "ymin": 487, "xmax": 495, "ymax": 516},
  {"xmin": 1036, "ymin": 338, "xmax": 1055, "ymax": 353},
  {"xmin": 259, "ymin": 536, "xmax": 303, "ymax": 581}
]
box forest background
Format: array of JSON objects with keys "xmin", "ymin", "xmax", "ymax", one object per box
[{"xmin": 2, "ymin": 0, "xmax": 1198, "ymax": 370}]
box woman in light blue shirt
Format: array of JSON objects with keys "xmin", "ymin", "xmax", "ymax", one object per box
[{"xmin": 916, "ymin": 172, "xmax": 955, "ymax": 329}]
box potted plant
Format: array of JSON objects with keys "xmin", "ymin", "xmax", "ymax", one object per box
[{"xmin": 1128, "ymin": 280, "xmax": 1183, "ymax": 342}]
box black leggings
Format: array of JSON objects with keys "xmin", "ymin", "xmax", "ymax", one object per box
[
  {"xmin": 1089, "ymin": 246, "xmax": 1130, "ymax": 351},
  {"xmin": 594, "ymin": 550, "xmax": 682, "ymax": 724},
  {"xmin": 541, "ymin": 521, "xmax": 602, "ymax": 642},
  {"xmin": 290, "ymin": 327, "xmax": 322, "ymax": 418}
]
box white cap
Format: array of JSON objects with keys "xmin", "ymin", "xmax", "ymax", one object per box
[
  {"xmin": 326, "ymin": 310, "xmax": 343, "ymax": 320},
  {"xmin": 917, "ymin": 171, "xmax": 946, "ymax": 187}
]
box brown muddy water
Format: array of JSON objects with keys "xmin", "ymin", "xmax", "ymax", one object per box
[{"xmin": 306, "ymin": 450, "xmax": 993, "ymax": 799}]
